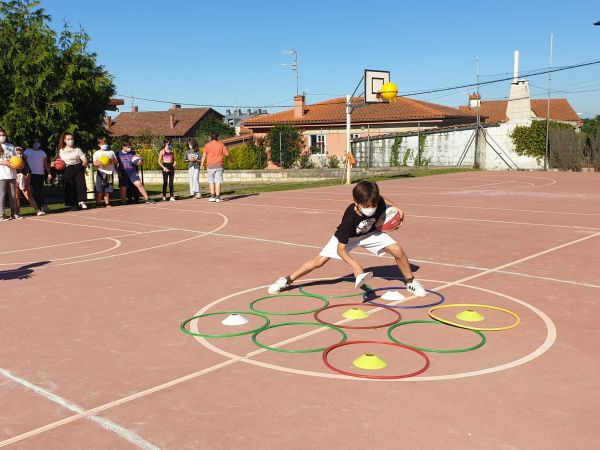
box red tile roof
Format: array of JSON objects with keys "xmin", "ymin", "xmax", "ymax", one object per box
[
  {"xmin": 108, "ymin": 108, "xmax": 223, "ymax": 137},
  {"xmin": 243, "ymin": 96, "xmax": 477, "ymax": 128},
  {"xmin": 458, "ymin": 98, "xmax": 581, "ymax": 123}
]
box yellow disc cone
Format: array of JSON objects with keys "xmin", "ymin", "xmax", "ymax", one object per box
[
  {"xmin": 456, "ymin": 309, "xmax": 485, "ymax": 322},
  {"xmin": 353, "ymin": 353, "xmax": 387, "ymax": 370},
  {"xmin": 342, "ymin": 307, "xmax": 369, "ymax": 320}
]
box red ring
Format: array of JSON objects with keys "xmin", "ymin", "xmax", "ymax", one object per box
[
  {"xmin": 322, "ymin": 340, "xmax": 430, "ymax": 379},
  {"xmin": 314, "ymin": 303, "xmax": 402, "ymax": 329}
]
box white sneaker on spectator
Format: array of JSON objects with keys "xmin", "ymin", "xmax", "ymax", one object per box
[
  {"xmin": 406, "ymin": 279, "xmax": 426, "ymax": 297},
  {"xmin": 78, "ymin": 202, "xmax": 87, "ymax": 210},
  {"xmin": 13, "ymin": 214, "xmax": 23, "ymax": 219},
  {"xmin": 36, "ymin": 210, "xmax": 46, "ymax": 216},
  {"xmin": 194, "ymin": 194, "xmax": 202, "ymax": 199},
  {"xmin": 268, "ymin": 276, "xmax": 290, "ymax": 295},
  {"xmin": 170, "ymin": 197, "xmax": 176, "ymax": 202},
  {"xmin": 215, "ymin": 196, "xmax": 221, "ymax": 203},
  {"xmin": 209, "ymin": 196, "xmax": 216, "ymax": 202}
]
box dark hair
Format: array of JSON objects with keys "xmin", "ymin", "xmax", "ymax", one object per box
[
  {"xmin": 210, "ymin": 132, "xmax": 219, "ymax": 141},
  {"xmin": 187, "ymin": 137, "xmax": 199, "ymax": 151},
  {"xmin": 30, "ymin": 136, "xmax": 41, "ymax": 147},
  {"xmin": 163, "ymin": 138, "xmax": 171, "ymax": 148},
  {"xmin": 97, "ymin": 137, "xmax": 107, "ymax": 145},
  {"xmin": 122, "ymin": 140, "xmax": 132, "ymax": 148},
  {"xmin": 0, "ymin": 127, "xmax": 6, "ymax": 135},
  {"xmin": 58, "ymin": 132, "xmax": 73, "ymax": 150},
  {"xmin": 352, "ymin": 180, "xmax": 380, "ymax": 206}
]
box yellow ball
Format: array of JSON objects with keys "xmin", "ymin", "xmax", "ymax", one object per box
[
  {"xmin": 98, "ymin": 155, "xmax": 111, "ymax": 166},
  {"xmin": 9, "ymin": 155, "xmax": 24, "ymax": 170},
  {"xmin": 380, "ymin": 82, "xmax": 398, "ymax": 100}
]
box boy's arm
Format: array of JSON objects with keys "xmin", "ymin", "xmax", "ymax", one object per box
[
  {"xmin": 199, "ymin": 153, "xmax": 206, "ymax": 169},
  {"xmin": 337, "ymin": 242, "xmax": 364, "ymax": 277}
]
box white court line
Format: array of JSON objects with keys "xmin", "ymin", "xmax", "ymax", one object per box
[
  {"xmin": 34, "ymin": 218, "xmax": 145, "ymax": 234},
  {"xmin": 256, "ymin": 193, "xmax": 600, "ymax": 218},
  {"xmin": 2, "ymin": 228, "xmax": 595, "ymax": 447},
  {"xmin": 0, "ymin": 239, "xmax": 122, "ymax": 266},
  {"xmin": 0, "ymin": 368, "xmax": 158, "ymax": 450},
  {"xmin": 0, "ymin": 233, "xmax": 140, "ymax": 255}
]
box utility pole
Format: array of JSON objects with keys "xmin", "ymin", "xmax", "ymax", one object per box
[
  {"xmin": 474, "ymin": 56, "xmax": 480, "ymax": 169},
  {"xmin": 545, "ymin": 33, "xmax": 554, "ymax": 171},
  {"xmin": 282, "ymin": 49, "xmax": 299, "ymax": 96}
]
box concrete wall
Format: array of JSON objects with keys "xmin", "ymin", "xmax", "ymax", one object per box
[{"xmin": 352, "ymin": 123, "xmax": 542, "ymax": 170}]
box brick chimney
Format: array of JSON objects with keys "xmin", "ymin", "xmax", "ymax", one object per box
[
  {"xmin": 132, "ymin": 105, "xmax": 138, "ymax": 113},
  {"xmin": 104, "ymin": 115, "xmax": 112, "ymax": 130},
  {"xmin": 169, "ymin": 113, "xmax": 175, "ymax": 129},
  {"xmin": 294, "ymin": 95, "xmax": 305, "ymax": 118}
]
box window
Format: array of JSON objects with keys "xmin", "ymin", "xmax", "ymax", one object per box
[
  {"xmin": 309, "ymin": 134, "xmax": 326, "ymax": 154},
  {"xmin": 228, "ymin": 119, "xmax": 235, "ymax": 126},
  {"xmin": 351, "ymin": 133, "xmax": 360, "ymax": 139}
]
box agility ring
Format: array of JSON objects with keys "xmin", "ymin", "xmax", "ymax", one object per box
[
  {"xmin": 428, "ymin": 303, "xmax": 521, "ymax": 331},
  {"xmin": 363, "ymin": 287, "xmax": 445, "ymax": 309},
  {"xmin": 314, "ymin": 303, "xmax": 402, "ymax": 330},
  {"xmin": 249, "ymin": 294, "xmax": 329, "ymax": 316},
  {"xmin": 299, "ymin": 277, "xmax": 366, "ymax": 299},
  {"xmin": 322, "ymin": 341, "xmax": 430, "ymax": 380},
  {"xmin": 180, "ymin": 311, "xmax": 270, "ymax": 338},
  {"xmin": 387, "ymin": 320, "xmax": 486, "ymax": 353},
  {"xmin": 251, "ymin": 321, "xmax": 347, "ymax": 353}
]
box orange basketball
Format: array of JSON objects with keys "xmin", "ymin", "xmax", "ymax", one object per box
[
  {"xmin": 9, "ymin": 155, "xmax": 24, "ymax": 170},
  {"xmin": 53, "ymin": 159, "xmax": 66, "ymax": 171}
]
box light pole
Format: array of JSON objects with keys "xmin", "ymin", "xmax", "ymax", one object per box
[{"xmin": 282, "ymin": 49, "xmax": 299, "ymax": 96}]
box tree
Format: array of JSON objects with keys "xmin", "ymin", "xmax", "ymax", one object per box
[
  {"xmin": 0, "ymin": 0, "xmax": 115, "ymax": 154},
  {"xmin": 511, "ymin": 120, "xmax": 573, "ymax": 161},
  {"xmin": 195, "ymin": 117, "xmax": 235, "ymax": 146},
  {"xmin": 265, "ymin": 124, "xmax": 304, "ymax": 168}
]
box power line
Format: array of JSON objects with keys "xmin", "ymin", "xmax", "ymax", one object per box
[{"xmin": 115, "ymin": 93, "xmax": 293, "ymax": 109}]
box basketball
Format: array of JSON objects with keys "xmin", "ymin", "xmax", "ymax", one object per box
[
  {"xmin": 53, "ymin": 159, "xmax": 66, "ymax": 171},
  {"xmin": 98, "ymin": 155, "xmax": 111, "ymax": 166},
  {"xmin": 380, "ymin": 82, "xmax": 398, "ymax": 101},
  {"xmin": 375, "ymin": 205, "xmax": 403, "ymax": 232},
  {"xmin": 9, "ymin": 155, "xmax": 24, "ymax": 170},
  {"xmin": 131, "ymin": 155, "xmax": 143, "ymax": 166}
]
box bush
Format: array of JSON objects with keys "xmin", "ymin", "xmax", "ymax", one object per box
[
  {"xmin": 266, "ymin": 124, "xmax": 304, "ymax": 168},
  {"xmin": 225, "ymin": 144, "xmax": 267, "ymax": 170},
  {"xmin": 295, "ymin": 151, "xmax": 314, "ymax": 169},
  {"xmin": 327, "ymin": 155, "xmax": 341, "ymax": 168}
]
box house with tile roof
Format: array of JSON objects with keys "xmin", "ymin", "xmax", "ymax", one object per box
[
  {"xmin": 106, "ymin": 104, "xmax": 224, "ymax": 139},
  {"xmin": 242, "ymin": 95, "xmax": 478, "ymax": 166}
]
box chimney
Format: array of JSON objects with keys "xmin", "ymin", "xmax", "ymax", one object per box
[
  {"xmin": 226, "ymin": 109, "xmax": 231, "ymax": 115},
  {"xmin": 171, "ymin": 103, "xmax": 181, "ymax": 109},
  {"xmin": 247, "ymin": 108, "xmax": 252, "ymax": 115},
  {"xmin": 506, "ymin": 50, "xmax": 534, "ymax": 122},
  {"xmin": 169, "ymin": 113, "xmax": 175, "ymax": 129},
  {"xmin": 132, "ymin": 105, "xmax": 138, "ymax": 113},
  {"xmin": 104, "ymin": 115, "xmax": 112, "ymax": 130},
  {"xmin": 294, "ymin": 95, "xmax": 305, "ymax": 118},
  {"xmin": 468, "ymin": 93, "xmax": 481, "ymax": 108},
  {"xmin": 513, "ymin": 50, "xmax": 519, "ymax": 82}
]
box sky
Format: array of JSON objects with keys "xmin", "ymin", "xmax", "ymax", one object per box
[{"xmin": 42, "ymin": 0, "xmax": 600, "ymax": 118}]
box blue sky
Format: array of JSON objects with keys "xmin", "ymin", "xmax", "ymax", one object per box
[{"xmin": 43, "ymin": 0, "xmax": 600, "ymax": 117}]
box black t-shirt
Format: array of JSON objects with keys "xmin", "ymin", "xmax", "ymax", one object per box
[{"xmin": 334, "ymin": 197, "xmax": 386, "ymax": 244}]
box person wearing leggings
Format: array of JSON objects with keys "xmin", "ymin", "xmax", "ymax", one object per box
[
  {"xmin": 55, "ymin": 132, "xmax": 88, "ymax": 210},
  {"xmin": 158, "ymin": 139, "xmax": 176, "ymax": 201},
  {"xmin": 24, "ymin": 137, "xmax": 51, "ymax": 213}
]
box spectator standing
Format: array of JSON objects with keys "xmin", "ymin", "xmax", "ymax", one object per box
[
  {"xmin": 0, "ymin": 127, "xmax": 18, "ymax": 220},
  {"xmin": 55, "ymin": 132, "xmax": 88, "ymax": 211},
  {"xmin": 158, "ymin": 139, "xmax": 176, "ymax": 201},
  {"xmin": 185, "ymin": 138, "xmax": 201, "ymax": 199},
  {"xmin": 24, "ymin": 137, "xmax": 51, "ymax": 213},
  {"xmin": 200, "ymin": 132, "xmax": 229, "ymax": 203}
]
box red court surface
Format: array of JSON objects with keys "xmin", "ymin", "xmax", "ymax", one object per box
[{"xmin": 1, "ymin": 171, "xmax": 599, "ymax": 449}]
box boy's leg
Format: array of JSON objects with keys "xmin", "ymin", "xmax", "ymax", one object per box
[
  {"xmin": 133, "ymin": 180, "xmax": 149, "ymax": 200},
  {"xmin": 268, "ymin": 256, "xmax": 330, "ymax": 294},
  {"xmin": 119, "ymin": 186, "xmax": 127, "ymax": 204},
  {"xmin": 384, "ymin": 243, "xmax": 426, "ymax": 297}
]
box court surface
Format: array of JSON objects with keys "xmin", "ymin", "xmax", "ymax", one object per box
[{"xmin": 1, "ymin": 171, "xmax": 599, "ymax": 449}]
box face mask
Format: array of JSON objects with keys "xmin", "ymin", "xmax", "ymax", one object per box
[
  {"xmin": 66, "ymin": 139, "xmax": 74, "ymax": 146},
  {"xmin": 359, "ymin": 206, "xmax": 377, "ymax": 217},
  {"xmin": 33, "ymin": 143, "xmax": 40, "ymax": 150},
  {"xmin": 100, "ymin": 144, "xmax": 109, "ymax": 150},
  {"xmin": 0, "ymin": 136, "xmax": 6, "ymax": 144}
]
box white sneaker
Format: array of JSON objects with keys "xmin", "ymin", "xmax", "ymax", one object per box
[
  {"xmin": 406, "ymin": 279, "xmax": 426, "ymax": 297},
  {"xmin": 36, "ymin": 210, "xmax": 46, "ymax": 216},
  {"xmin": 268, "ymin": 276, "xmax": 290, "ymax": 295},
  {"xmin": 162, "ymin": 197, "xmax": 167, "ymax": 201},
  {"xmin": 208, "ymin": 196, "xmax": 216, "ymax": 202},
  {"xmin": 78, "ymin": 202, "xmax": 87, "ymax": 210},
  {"xmin": 215, "ymin": 196, "xmax": 221, "ymax": 203},
  {"xmin": 194, "ymin": 194, "xmax": 202, "ymax": 199},
  {"xmin": 13, "ymin": 214, "xmax": 23, "ymax": 219},
  {"xmin": 355, "ymin": 271, "xmax": 373, "ymax": 289},
  {"xmin": 170, "ymin": 197, "xmax": 176, "ymax": 202}
]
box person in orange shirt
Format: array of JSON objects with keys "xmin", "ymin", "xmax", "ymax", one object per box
[{"xmin": 200, "ymin": 132, "xmax": 229, "ymax": 203}]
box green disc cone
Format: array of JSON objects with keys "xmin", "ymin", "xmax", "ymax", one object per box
[
  {"xmin": 353, "ymin": 353, "xmax": 387, "ymax": 370},
  {"xmin": 342, "ymin": 307, "xmax": 370, "ymax": 320},
  {"xmin": 456, "ymin": 309, "xmax": 485, "ymax": 322}
]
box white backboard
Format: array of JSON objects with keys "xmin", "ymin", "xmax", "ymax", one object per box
[{"xmin": 364, "ymin": 69, "xmax": 390, "ymax": 103}]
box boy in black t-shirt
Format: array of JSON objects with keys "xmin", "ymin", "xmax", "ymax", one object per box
[{"xmin": 267, "ymin": 180, "xmax": 426, "ymax": 297}]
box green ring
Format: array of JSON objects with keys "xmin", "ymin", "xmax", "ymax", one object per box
[
  {"xmin": 180, "ymin": 311, "xmax": 270, "ymax": 338},
  {"xmin": 298, "ymin": 277, "xmax": 367, "ymax": 299},
  {"xmin": 252, "ymin": 321, "xmax": 347, "ymax": 353},
  {"xmin": 249, "ymin": 294, "xmax": 329, "ymax": 316},
  {"xmin": 387, "ymin": 320, "xmax": 486, "ymax": 353}
]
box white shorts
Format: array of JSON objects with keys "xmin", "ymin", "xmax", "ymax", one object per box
[
  {"xmin": 207, "ymin": 167, "xmax": 224, "ymax": 184},
  {"xmin": 319, "ymin": 232, "xmax": 397, "ymax": 260}
]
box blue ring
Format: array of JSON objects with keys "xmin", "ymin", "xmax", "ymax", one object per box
[{"xmin": 362, "ymin": 286, "xmax": 445, "ymax": 309}]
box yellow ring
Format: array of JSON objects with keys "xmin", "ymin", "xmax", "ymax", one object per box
[{"xmin": 428, "ymin": 303, "xmax": 521, "ymax": 331}]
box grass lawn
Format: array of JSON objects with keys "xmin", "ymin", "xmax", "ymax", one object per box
[{"xmin": 12, "ymin": 167, "xmax": 472, "ymax": 216}]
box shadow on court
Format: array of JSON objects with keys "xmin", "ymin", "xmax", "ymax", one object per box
[{"xmin": 0, "ymin": 261, "xmax": 50, "ymax": 281}]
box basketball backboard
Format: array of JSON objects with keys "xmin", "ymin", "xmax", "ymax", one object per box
[{"xmin": 364, "ymin": 69, "xmax": 390, "ymax": 103}]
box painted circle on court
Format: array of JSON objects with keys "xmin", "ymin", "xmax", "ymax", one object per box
[{"xmin": 190, "ymin": 278, "xmax": 557, "ymax": 382}]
